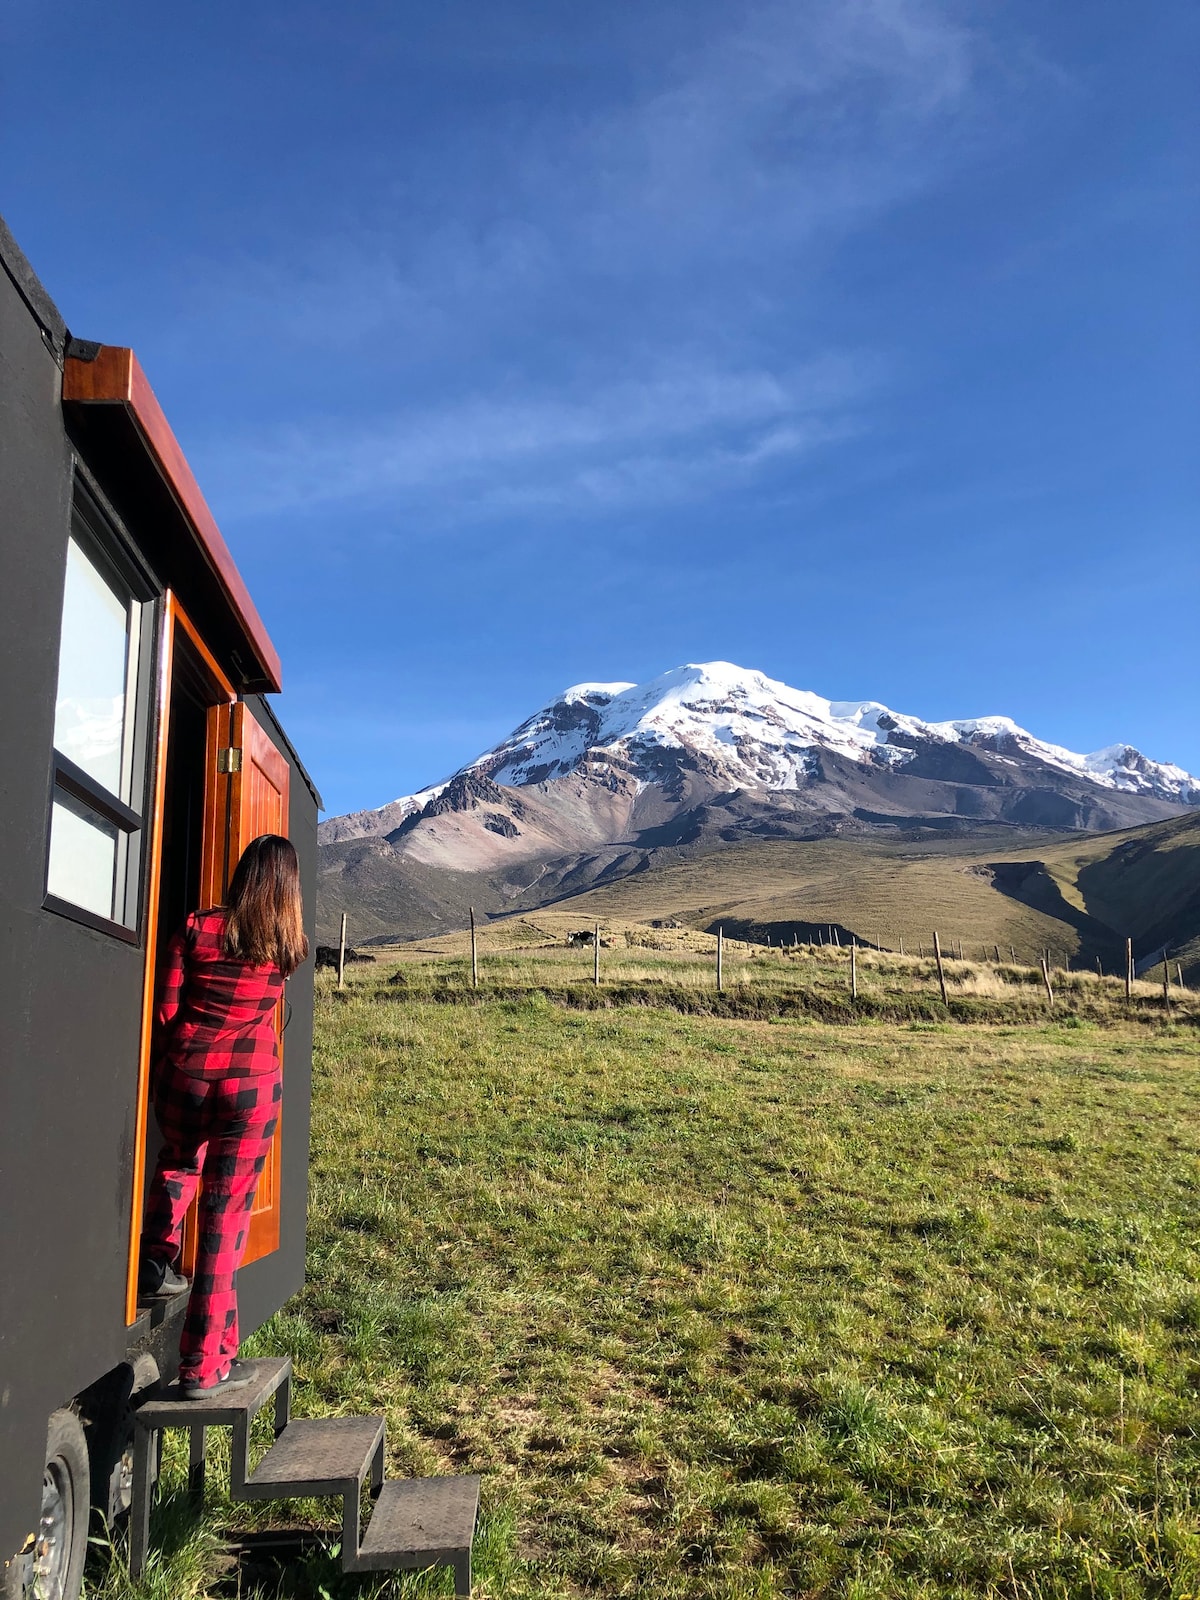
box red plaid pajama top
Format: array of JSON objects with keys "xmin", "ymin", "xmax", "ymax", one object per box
[{"xmin": 155, "ymin": 908, "xmax": 284, "ymax": 1077}]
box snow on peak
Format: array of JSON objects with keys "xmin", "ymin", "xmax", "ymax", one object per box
[
  {"xmin": 459, "ymin": 662, "xmax": 1199, "ymax": 803},
  {"xmin": 560, "ymin": 681, "xmax": 636, "ymax": 705},
  {"xmin": 329, "ymin": 664, "xmax": 1198, "ymax": 838}
]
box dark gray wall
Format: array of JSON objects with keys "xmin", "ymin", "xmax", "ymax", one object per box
[{"xmin": 0, "ymin": 239, "xmax": 146, "ymax": 1567}]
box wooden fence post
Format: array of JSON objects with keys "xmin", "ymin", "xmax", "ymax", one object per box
[
  {"xmin": 1125, "ymin": 937, "xmax": 1133, "ymax": 1001},
  {"xmin": 993, "ymin": 944, "xmax": 1001, "ymax": 964},
  {"xmin": 1162, "ymin": 952, "xmax": 1171, "ymax": 1012},
  {"xmin": 594, "ymin": 922, "xmax": 601, "ymax": 986},
  {"xmin": 1009, "ymin": 945, "xmax": 1016, "ymax": 962},
  {"xmin": 717, "ymin": 926, "xmax": 724, "ymax": 993},
  {"xmin": 470, "ymin": 907, "xmax": 478, "ymax": 990},
  {"xmin": 1096, "ymin": 956, "xmax": 1103, "ymax": 978},
  {"xmin": 1040, "ymin": 955, "xmax": 1054, "ymax": 1009},
  {"xmin": 933, "ymin": 932, "xmax": 948, "ymax": 1006},
  {"xmin": 850, "ymin": 939, "xmax": 857, "ymax": 1001},
  {"xmin": 899, "ymin": 936, "xmax": 905, "ymax": 957},
  {"xmin": 337, "ymin": 912, "xmax": 347, "ymax": 990}
]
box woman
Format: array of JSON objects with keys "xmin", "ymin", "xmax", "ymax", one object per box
[{"xmin": 139, "ymin": 834, "xmax": 308, "ymax": 1399}]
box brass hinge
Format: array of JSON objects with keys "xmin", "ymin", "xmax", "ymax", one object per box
[{"xmin": 217, "ymin": 747, "xmax": 243, "ymax": 773}]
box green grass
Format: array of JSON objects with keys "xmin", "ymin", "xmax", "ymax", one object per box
[
  {"xmin": 365, "ymin": 925, "xmax": 1197, "ymax": 1028},
  {"xmin": 91, "ymin": 956, "xmax": 1200, "ymax": 1598}
]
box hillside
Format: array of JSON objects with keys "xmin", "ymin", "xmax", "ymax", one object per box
[
  {"xmin": 1037, "ymin": 810, "xmax": 1200, "ymax": 976},
  {"xmin": 533, "ymin": 813, "xmax": 1200, "ymax": 983}
]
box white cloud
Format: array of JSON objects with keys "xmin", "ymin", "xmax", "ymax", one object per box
[
  {"xmin": 193, "ymin": 0, "xmax": 1009, "ymax": 521},
  {"xmin": 205, "ymin": 352, "xmax": 876, "ymax": 519},
  {"xmin": 207, "ymin": 0, "xmax": 985, "ymax": 339},
  {"xmin": 571, "ymin": 0, "xmax": 979, "ymax": 260}
]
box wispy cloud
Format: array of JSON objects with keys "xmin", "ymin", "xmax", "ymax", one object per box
[
  {"xmin": 206, "ymin": 353, "xmax": 876, "ymax": 518},
  {"xmin": 194, "ymin": 0, "xmax": 1001, "ymax": 521},
  {"xmin": 571, "ymin": 0, "xmax": 979, "ymax": 262}
]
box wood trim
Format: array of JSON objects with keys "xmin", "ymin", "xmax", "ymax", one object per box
[
  {"xmin": 62, "ymin": 347, "xmax": 283, "ymax": 694},
  {"xmin": 171, "ymin": 596, "xmax": 237, "ymax": 910},
  {"xmin": 124, "ymin": 592, "xmax": 175, "ymax": 1326},
  {"xmin": 173, "ymin": 596, "xmax": 238, "ymax": 700},
  {"xmin": 200, "ymin": 704, "xmax": 233, "ymax": 911}
]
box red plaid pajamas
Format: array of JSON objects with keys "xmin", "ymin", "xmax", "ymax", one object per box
[
  {"xmin": 141, "ymin": 909, "xmax": 285, "ymax": 1386},
  {"xmin": 143, "ymin": 1063, "xmax": 281, "ymax": 1382}
]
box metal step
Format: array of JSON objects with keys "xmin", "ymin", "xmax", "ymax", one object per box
[
  {"xmin": 128, "ymin": 1356, "xmax": 479, "ymax": 1595},
  {"xmin": 131, "ymin": 1358, "xmax": 294, "ymax": 1577},
  {"xmin": 352, "ymin": 1474, "xmax": 480, "ymax": 1595},
  {"xmin": 137, "ymin": 1356, "xmax": 291, "ymax": 1428},
  {"xmin": 241, "ymin": 1414, "xmax": 385, "ymax": 1499}
]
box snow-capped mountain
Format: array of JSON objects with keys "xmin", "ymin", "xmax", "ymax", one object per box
[
  {"xmin": 322, "ymin": 662, "xmax": 1198, "ymax": 849},
  {"xmin": 317, "ymin": 663, "xmax": 1199, "ymax": 944},
  {"xmin": 462, "ymin": 663, "xmax": 1197, "ymax": 802}
]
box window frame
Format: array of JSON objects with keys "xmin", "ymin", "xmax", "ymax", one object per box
[{"xmin": 42, "ymin": 470, "xmax": 160, "ymax": 943}]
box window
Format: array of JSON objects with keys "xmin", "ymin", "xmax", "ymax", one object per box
[{"xmin": 44, "ymin": 496, "xmax": 152, "ymax": 936}]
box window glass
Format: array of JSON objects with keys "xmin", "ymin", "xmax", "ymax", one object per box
[
  {"xmin": 53, "ymin": 535, "xmax": 130, "ymax": 796},
  {"xmin": 46, "ymin": 790, "xmax": 120, "ymax": 920},
  {"xmin": 45, "ymin": 506, "xmax": 147, "ymax": 934}
]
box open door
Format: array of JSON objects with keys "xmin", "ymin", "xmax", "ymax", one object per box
[
  {"xmin": 129, "ymin": 608, "xmax": 292, "ymax": 1321},
  {"xmin": 185, "ymin": 699, "xmax": 290, "ymax": 1268},
  {"xmin": 128, "ymin": 595, "xmax": 239, "ymax": 1323},
  {"xmin": 226, "ymin": 700, "xmax": 290, "ymax": 1265}
]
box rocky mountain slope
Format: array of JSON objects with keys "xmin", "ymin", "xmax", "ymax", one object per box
[{"xmin": 318, "ymin": 663, "xmax": 1198, "ymax": 943}]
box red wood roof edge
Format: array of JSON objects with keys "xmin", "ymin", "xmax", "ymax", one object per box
[{"xmin": 62, "ymin": 346, "xmax": 283, "ymax": 693}]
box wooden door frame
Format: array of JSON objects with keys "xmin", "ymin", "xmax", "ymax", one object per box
[{"xmin": 124, "ymin": 593, "xmax": 235, "ymax": 1325}]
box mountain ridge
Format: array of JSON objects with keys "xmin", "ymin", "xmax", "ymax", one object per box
[
  {"xmin": 322, "ymin": 662, "xmax": 1199, "ymax": 846},
  {"xmin": 317, "ymin": 663, "xmax": 1198, "ymax": 946}
]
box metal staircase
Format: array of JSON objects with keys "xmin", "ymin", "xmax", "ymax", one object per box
[{"xmin": 129, "ymin": 1358, "xmax": 479, "ymax": 1594}]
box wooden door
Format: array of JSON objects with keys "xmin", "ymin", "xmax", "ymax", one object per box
[
  {"xmin": 184, "ymin": 699, "xmax": 290, "ymax": 1268},
  {"xmin": 228, "ymin": 702, "xmax": 290, "ymax": 1265}
]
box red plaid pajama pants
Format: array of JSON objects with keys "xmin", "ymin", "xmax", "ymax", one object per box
[{"xmin": 142, "ymin": 1060, "xmax": 282, "ymax": 1385}]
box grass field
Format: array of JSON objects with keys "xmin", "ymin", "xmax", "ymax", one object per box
[
  {"xmin": 90, "ymin": 945, "xmax": 1200, "ymax": 1599},
  {"xmin": 367, "ymin": 915, "xmax": 1196, "ymax": 1027}
]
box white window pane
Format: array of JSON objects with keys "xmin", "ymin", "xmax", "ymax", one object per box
[
  {"xmin": 53, "ymin": 536, "xmax": 129, "ymax": 795},
  {"xmin": 47, "ymin": 792, "xmax": 119, "ymax": 920}
]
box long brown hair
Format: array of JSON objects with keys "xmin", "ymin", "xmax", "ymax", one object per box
[{"xmin": 223, "ymin": 835, "xmax": 309, "ymax": 976}]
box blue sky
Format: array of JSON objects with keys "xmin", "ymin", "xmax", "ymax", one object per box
[{"xmin": 4, "ymin": 0, "xmax": 1196, "ymax": 815}]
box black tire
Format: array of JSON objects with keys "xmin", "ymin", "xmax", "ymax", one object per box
[{"xmin": 26, "ymin": 1410, "xmax": 90, "ymax": 1600}]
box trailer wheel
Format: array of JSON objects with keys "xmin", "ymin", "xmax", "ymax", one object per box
[
  {"xmin": 30, "ymin": 1410, "xmax": 90, "ymax": 1600},
  {"xmin": 86, "ymin": 1356, "xmax": 159, "ymax": 1526}
]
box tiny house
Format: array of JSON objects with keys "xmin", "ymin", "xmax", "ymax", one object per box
[{"xmin": 0, "ymin": 217, "xmax": 320, "ymax": 1594}]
